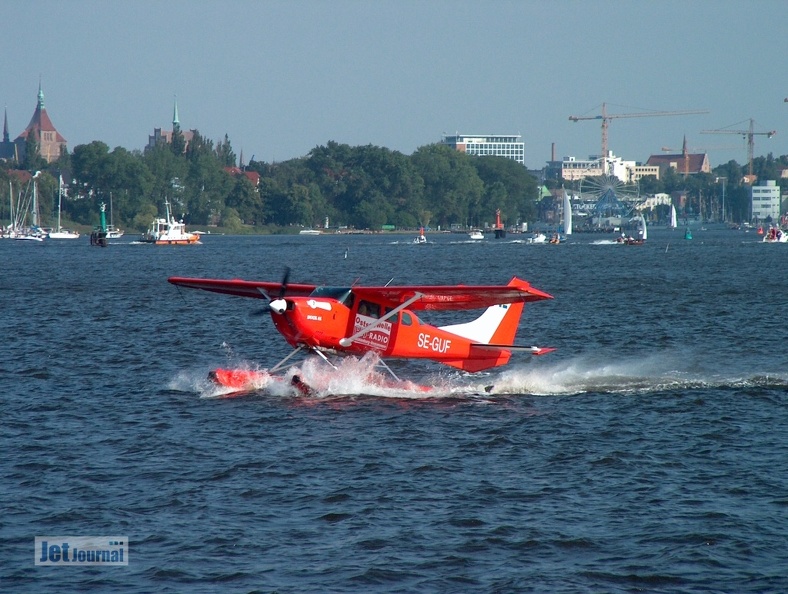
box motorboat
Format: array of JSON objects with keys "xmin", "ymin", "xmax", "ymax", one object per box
[
  {"xmin": 468, "ymin": 229, "xmax": 484, "ymax": 240},
  {"xmin": 140, "ymin": 200, "xmax": 200, "ymax": 245},
  {"xmin": 763, "ymin": 227, "xmax": 787, "ymax": 243},
  {"xmin": 106, "ymin": 226, "xmax": 124, "ymax": 239},
  {"xmin": 414, "ymin": 227, "xmax": 426, "ymax": 244},
  {"xmin": 526, "ymin": 233, "xmax": 547, "ymax": 244}
]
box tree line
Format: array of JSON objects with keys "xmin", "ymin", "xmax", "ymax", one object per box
[{"xmin": 2, "ymin": 128, "xmax": 786, "ymax": 231}]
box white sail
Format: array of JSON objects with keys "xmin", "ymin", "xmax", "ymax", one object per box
[
  {"xmin": 670, "ymin": 205, "xmax": 677, "ymax": 229},
  {"xmin": 640, "ymin": 214, "xmax": 648, "ymax": 241},
  {"xmin": 563, "ymin": 189, "xmax": 572, "ymax": 235}
]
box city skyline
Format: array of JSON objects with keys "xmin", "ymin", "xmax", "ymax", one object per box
[{"xmin": 3, "ymin": 0, "xmax": 787, "ymax": 170}]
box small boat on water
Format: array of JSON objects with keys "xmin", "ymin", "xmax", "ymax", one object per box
[
  {"xmin": 468, "ymin": 229, "xmax": 484, "ymax": 240},
  {"xmin": 763, "ymin": 226, "xmax": 787, "ymax": 243},
  {"xmin": 299, "ymin": 229, "xmax": 321, "ymax": 235},
  {"xmin": 106, "ymin": 226, "xmax": 124, "ymax": 239},
  {"xmin": 414, "ymin": 227, "xmax": 427, "ymax": 244},
  {"xmin": 140, "ymin": 200, "xmax": 200, "ymax": 245},
  {"xmin": 48, "ymin": 175, "xmax": 80, "ymax": 239},
  {"xmin": 526, "ymin": 232, "xmax": 547, "ymax": 244}
]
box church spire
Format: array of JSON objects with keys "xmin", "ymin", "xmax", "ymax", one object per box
[
  {"xmin": 38, "ymin": 79, "xmax": 45, "ymax": 110},
  {"xmin": 173, "ymin": 96, "xmax": 179, "ymax": 128},
  {"xmin": 3, "ymin": 106, "xmax": 9, "ymax": 143}
]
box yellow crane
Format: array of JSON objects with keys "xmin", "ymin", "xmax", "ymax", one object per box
[
  {"xmin": 701, "ymin": 119, "xmax": 776, "ymax": 177},
  {"xmin": 569, "ymin": 103, "xmax": 709, "ymax": 171}
]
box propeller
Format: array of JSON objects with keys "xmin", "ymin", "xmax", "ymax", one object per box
[
  {"xmin": 268, "ymin": 267, "xmax": 290, "ymax": 314},
  {"xmin": 252, "ymin": 267, "xmax": 291, "ymax": 316}
]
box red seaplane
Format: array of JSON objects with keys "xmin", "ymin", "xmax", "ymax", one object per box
[{"xmin": 168, "ymin": 270, "xmax": 554, "ymax": 392}]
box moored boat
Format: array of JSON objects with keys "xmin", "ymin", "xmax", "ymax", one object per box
[{"xmin": 48, "ymin": 175, "xmax": 80, "ymax": 239}]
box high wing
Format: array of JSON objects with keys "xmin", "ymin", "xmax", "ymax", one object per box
[
  {"xmin": 168, "ymin": 275, "xmax": 552, "ymax": 309},
  {"xmin": 168, "ymin": 277, "xmax": 317, "ymax": 299},
  {"xmin": 351, "ymin": 276, "xmax": 552, "ymax": 311}
]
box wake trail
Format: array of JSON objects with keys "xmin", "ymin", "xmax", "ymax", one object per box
[{"xmin": 167, "ymin": 351, "xmax": 788, "ymax": 401}]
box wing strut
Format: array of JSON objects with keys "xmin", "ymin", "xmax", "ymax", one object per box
[{"xmin": 339, "ymin": 292, "xmax": 424, "ymax": 347}]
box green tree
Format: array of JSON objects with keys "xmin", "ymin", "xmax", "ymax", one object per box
[
  {"xmin": 411, "ymin": 143, "xmax": 483, "ymax": 228},
  {"xmin": 225, "ymin": 176, "xmax": 261, "ymax": 224},
  {"xmin": 215, "ymin": 134, "xmax": 236, "ymax": 167},
  {"xmin": 170, "ymin": 124, "xmax": 186, "ymax": 156},
  {"xmin": 473, "ymin": 156, "xmax": 538, "ymax": 226},
  {"xmin": 22, "ymin": 134, "xmax": 46, "ymax": 171}
]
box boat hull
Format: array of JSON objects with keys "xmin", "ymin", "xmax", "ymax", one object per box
[{"xmin": 142, "ymin": 235, "xmax": 201, "ymax": 245}]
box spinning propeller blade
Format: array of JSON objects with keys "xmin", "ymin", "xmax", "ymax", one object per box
[
  {"xmin": 253, "ymin": 267, "xmax": 292, "ymax": 316},
  {"xmin": 268, "ymin": 267, "xmax": 291, "ymax": 315}
]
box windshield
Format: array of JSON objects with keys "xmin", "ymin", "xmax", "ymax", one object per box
[{"xmin": 309, "ymin": 286, "xmax": 354, "ymax": 307}]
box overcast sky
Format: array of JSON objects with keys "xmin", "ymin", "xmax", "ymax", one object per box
[{"xmin": 4, "ymin": 0, "xmax": 786, "ymax": 169}]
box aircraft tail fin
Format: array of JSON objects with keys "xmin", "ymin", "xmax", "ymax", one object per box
[
  {"xmin": 438, "ymin": 277, "xmax": 527, "ymax": 346},
  {"xmin": 437, "ymin": 278, "xmax": 531, "ymax": 371}
]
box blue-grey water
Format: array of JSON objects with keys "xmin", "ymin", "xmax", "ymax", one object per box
[{"xmin": 2, "ymin": 227, "xmax": 787, "ymax": 593}]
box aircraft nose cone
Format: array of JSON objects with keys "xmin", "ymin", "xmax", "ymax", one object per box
[{"xmin": 269, "ymin": 298, "xmax": 287, "ymax": 314}]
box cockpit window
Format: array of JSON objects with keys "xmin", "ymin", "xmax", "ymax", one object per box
[
  {"xmin": 358, "ymin": 300, "xmax": 380, "ymax": 319},
  {"xmin": 310, "ymin": 287, "xmax": 354, "ymax": 307},
  {"xmin": 401, "ymin": 311, "xmax": 419, "ymax": 325}
]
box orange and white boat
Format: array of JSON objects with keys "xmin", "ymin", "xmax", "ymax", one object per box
[{"xmin": 140, "ymin": 200, "xmax": 200, "ymax": 245}]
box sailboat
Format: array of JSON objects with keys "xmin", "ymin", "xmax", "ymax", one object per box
[
  {"xmin": 106, "ymin": 192, "xmax": 124, "ymax": 239},
  {"xmin": 670, "ymin": 205, "xmax": 677, "ymax": 229},
  {"xmin": 2, "ymin": 179, "xmax": 18, "ymax": 238},
  {"xmin": 563, "ymin": 188, "xmax": 572, "ymax": 236},
  {"xmin": 14, "ymin": 172, "xmax": 45, "ymax": 241},
  {"xmin": 622, "ymin": 214, "xmax": 647, "ymax": 245},
  {"xmin": 48, "ymin": 175, "xmax": 80, "ymax": 239}
]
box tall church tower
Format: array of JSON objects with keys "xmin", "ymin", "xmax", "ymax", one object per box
[
  {"xmin": 15, "ymin": 82, "xmax": 67, "ymax": 163},
  {"xmin": 0, "ymin": 107, "xmax": 17, "ymax": 160}
]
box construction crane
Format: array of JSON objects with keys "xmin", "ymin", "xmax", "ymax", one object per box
[
  {"xmin": 569, "ymin": 102, "xmax": 709, "ymax": 172},
  {"xmin": 701, "ymin": 119, "xmax": 776, "ymax": 177}
]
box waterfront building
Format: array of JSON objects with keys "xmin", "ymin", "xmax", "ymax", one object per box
[
  {"xmin": 14, "ymin": 83, "xmax": 67, "ymax": 163},
  {"xmin": 750, "ymin": 180, "xmax": 780, "ymax": 222},
  {"xmin": 630, "ymin": 164, "xmax": 660, "ymax": 182},
  {"xmin": 441, "ymin": 134, "xmax": 525, "ymax": 166},
  {"xmin": 545, "ymin": 152, "xmax": 636, "ymax": 183},
  {"xmin": 646, "ymin": 138, "xmax": 710, "ymax": 176}
]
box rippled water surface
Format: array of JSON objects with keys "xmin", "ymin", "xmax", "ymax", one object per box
[{"xmin": 2, "ymin": 228, "xmax": 788, "ymax": 592}]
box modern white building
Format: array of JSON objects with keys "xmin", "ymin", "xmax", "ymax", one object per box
[
  {"xmin": 751, "ymin": 180, "xmax": 781, "ymax": 222},
  {"xmin": 441, "ymin": 134, "xmax": 525, "ymax": 165},
  {"xmin": 546, "ymin": 152, "xmax": 637, "ymax": 183}
]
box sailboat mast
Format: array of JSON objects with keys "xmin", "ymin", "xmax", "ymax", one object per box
[
  {"xmin": 32, "ymin": 176, "xmax": 38, "ymax": 227},
  {"xmin": 57, "ymin": 174, "xmax": 62, "ymax": 232},
  {"xmin": 8, "ymin": 180, "xmax": 13, "ymax": 232}
]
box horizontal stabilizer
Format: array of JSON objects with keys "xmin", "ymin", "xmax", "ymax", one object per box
[{"xmin": 470, "ymin": 344, "xmax": 556, "ymax": 356}]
